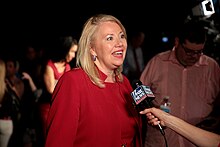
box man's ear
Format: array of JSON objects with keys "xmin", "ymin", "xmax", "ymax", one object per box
[{"xmin": 174, "ymin": 37, "xmax": 179, "ymax": 48}]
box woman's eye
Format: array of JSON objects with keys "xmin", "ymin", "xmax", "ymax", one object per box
[
  {"xmin": 107, "ymin": 36, "xmax": 113, "ymax": 41},
  {"xmin": 121, "ymin": 34, "xmax": 125, "ymax": 39}
]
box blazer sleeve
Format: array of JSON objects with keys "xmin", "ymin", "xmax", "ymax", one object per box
[{"xmin": 45, "ymin": 72, "xmax": 81, "ymax": 147}]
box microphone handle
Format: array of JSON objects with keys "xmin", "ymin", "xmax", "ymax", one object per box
[
  {"xmin": 132, "ymin": 82, "xmax": 165, "ymax": 136},
  {"xmin": 158, "ymin": 123, "xmax": 165, "ymax": 135},
  {"xmin": 140, "ymin": 85, "xmax": 165, "ymax": 135}
]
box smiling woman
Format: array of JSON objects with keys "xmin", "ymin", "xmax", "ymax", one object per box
[{"xmin": 45, "ymin": 14, "xmax": 143, "ymax": 147}]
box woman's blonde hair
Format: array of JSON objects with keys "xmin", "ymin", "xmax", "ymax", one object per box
[
  {"xmin": 76, "ymin": 14, "xmax": 127, "ymax": 88},
  {"xmin": 0, "ymin": 59, "xmax": 6, "ymax": 102}
]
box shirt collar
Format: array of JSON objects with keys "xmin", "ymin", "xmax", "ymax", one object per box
[{"xmin": 97, "ymin": 68, "xmax": 108, "ymax": 81}]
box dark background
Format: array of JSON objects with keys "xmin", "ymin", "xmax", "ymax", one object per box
[{"xmin": 1, "ymin": 0, "xmax": 219, "ymax": 63}]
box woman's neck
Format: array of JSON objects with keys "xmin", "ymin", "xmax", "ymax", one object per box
[{"xmin": 101, "ymin": 69, "xmax": 116, "ymax": 83}]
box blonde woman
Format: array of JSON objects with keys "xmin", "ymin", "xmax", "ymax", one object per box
[{"xmin": 45, "ymin": 14, "xmax": 142, "ymax": 147}]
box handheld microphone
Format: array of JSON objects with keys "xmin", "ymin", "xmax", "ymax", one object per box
[{"xmin": 131, "ymin": 81, "xmax": 165, "ymax": 135}]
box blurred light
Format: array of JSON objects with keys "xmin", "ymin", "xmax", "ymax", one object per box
[
  {"xmin": 162, "ymin": 37, "xmax": 169, "ymax": 43},
  {"xmin": 213, "ymin": 34, "xmax": 220, "ymax": 43}
]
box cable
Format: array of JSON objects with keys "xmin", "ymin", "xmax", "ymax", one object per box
[
  {"xmin": 162, "ymin": 132, "xmax": 168, "ymax": 147},
  {"xmin": 157, "ymin": 124, "xmax": 168, "ymax": 147}
]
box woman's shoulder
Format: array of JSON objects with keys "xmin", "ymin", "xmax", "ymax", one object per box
[
  {"xmin": 62, "ymin": 68, "xmax": 87, "ymax": 80},
  {"xmin": 47, "ymin": 59, "xmax": 53, "ymax": 65},
  {"xmin": 68, "ymin": 67, "xmax": 84, "ymax": 74},
  {"xmin": 56, "ymin": 68, "xmax": 90, "ymax": 90}
]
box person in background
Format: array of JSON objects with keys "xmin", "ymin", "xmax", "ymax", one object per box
[
  {"xmin": 5, "ymin": 58, "xmax": 24, "ymax": 100},
  {"xmin": 42, "ymin": 36, "xmax": 78, "ymax": 94},
  {"xmin": 140, "ymin": 107, "xmax": 220, "ymax": 147},
  {"xmin": 37, "ymin": 35, "xmax": 78, "ymax": 143},
  {"xmin": 20, "ymin": 72, "xmax": 42, "ymax": 147},
  {"xmin": 19, "ymin": 45, "xmax": 43, "ymax": 89},
  {"xmin": 45, "ymin": 14, "xmax": 143, "ymax": 147},
  {"xmin": 21, "ymin": 72, "xmax": 42, "ymax": 100},
  {"xmin": 140, "ymin": 19, "xmax": 220, "ymax": 147},
  {"xmin": 0, "ymin": 59, "xmax": 21, "ymax": 147},
  {"xmin": 5, "ymin": 58, "xmax": 24, "ymax": 147},
  {"xmin": 123, "ymin": 31, "xmax": 145, "ymax": 87},
  {"xmin": 6, "ymin": 58, "xmax": 42, "ymax": 147}
]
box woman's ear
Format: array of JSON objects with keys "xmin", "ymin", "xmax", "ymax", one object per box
[
  {"xmin": 90, "ymin": 48, "xmax": 97, "ymax": 61},
  {"xmin": 90, "ymin": 48, "xmax": 96, "ymax": 56}
]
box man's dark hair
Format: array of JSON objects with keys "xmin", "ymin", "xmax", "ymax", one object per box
[{"xmin": 177, "ymin": 20, "xmax": 207, "ymax": 44}]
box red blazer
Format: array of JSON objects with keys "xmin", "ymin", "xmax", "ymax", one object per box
[{"xmin": 45, "ymin": 68, "xmax": 143, "ymax": 147}]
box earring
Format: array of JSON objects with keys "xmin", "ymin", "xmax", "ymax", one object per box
[{"xmin": 92, "ymin": 55, "xmax": 97, "ymax": 61}]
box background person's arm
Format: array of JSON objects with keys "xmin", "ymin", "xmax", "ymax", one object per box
[
  {"xmin": 22, "ymin": 72, "xmax": 37, "ymax": 92},
  {"xmin": 44, "ymin": 65, "xmax": 56, "ymax": 94}
]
